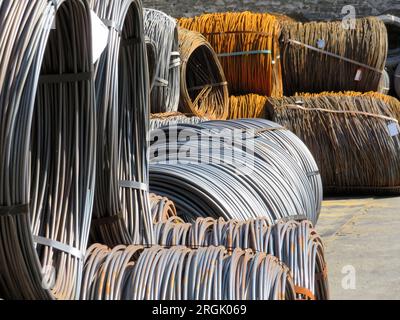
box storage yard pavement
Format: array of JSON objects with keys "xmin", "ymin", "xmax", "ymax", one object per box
[{"xmin": 318, "ymin": 196, "xmax": 400, "ymax": 300}]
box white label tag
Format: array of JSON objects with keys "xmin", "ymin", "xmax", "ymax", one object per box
[
  {"xmin": 355, "ymin": 68, "xmax": 363, "ymax": 81},
  {"xmin": 317, "ymin": 39, "xmax": 326, "ymax": 49},
  {"xmin": 388, "ymin": 122, "xmax": 400, "ymax": 137},
  {"xmin": 90, "ymin": 10, "xmax": 109, "ymax": 64}
]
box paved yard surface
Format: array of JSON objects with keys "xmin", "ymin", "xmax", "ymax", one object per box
[{"xmin": 318, "ymin": 197, "xmax": 400, "ymax": 300}]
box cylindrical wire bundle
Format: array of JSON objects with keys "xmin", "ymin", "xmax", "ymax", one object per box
[
  {"xmin": 150, "ymin": 112, "xmax": 208, "ymax": 130},
  {"xmin": 81, "ymin": 245, "xmax": 296, "ymax": 300},
  {"xmin": 228, "ymin": 94, "xmax": 267, "ymax": 119},
  {"xmin": 266, "ymin": 94, "xmax": 400, "ymax": 195},
  {"xmin": 144, "ymin": 9, "xmax": 180, "ymax": 113},
  {"xmin": 150, "ymin": 121, "xmax": 320, "ymax": 224},
  {"xmin": 0, "ymin": 0, "xmax": 95, "ymax": 300},
  {"xmin": 281, "ymin": 17, "xmax": 388, "ymax": 96},
  {"xmin": 179, "ymin": 12, "xmax": 283, "ymax": 97},
  {"xmin": 178, "ymin": 28, "xmax": 229, "ymax": 120},
  {"xmin": 149, "ymin": 193, "xmax": 177, "ymax": 223},
  {"xmin": 89, "ymin": 0, "xmax": 154, "ymax": 248},
  {"xmin": 155, "ymin": 218, "xmax": 329, "ymax": 300}
]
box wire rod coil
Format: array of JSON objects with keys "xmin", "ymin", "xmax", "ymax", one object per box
[
  {"xmin": 0, "ymin": 0, "xmax": 95, "ymax": 300},
  {"xmin": 228, "ymin": 94, "xmax": 267, "ymax": 119},
  {"xmin": 149, "ymin": 193, "xmax": 177, "ymax": 223}
]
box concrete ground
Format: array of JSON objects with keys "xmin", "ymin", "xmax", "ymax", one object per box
[{"xmin": 317, "ymin": 196, "xmax": 400, "ymax": 300}]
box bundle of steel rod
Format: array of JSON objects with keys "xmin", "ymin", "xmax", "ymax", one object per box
[
  {"xmin": 149, "ymin": 194, "xmax": 177, "ymax": 223},
  {"xmin": 150, "ymin": 112, "xmax": 208, "ymax": 130},
  {"xmin": 81, "ymin": 245, "xmax": 296, "ymax": 300},
  {"xmin": 228, "ymin": 94, "xmax": 267, "ymax": 119},
  {"xmin": 89, "ymin": 0, "xmax": 154, "ymax": 248},
  {"xmin": 155, "ymin": 218, "xmax": 329, "ymax": 300},
  {"xmin": 266, "ymin": 95, "xmax": 400, "ymax": 194},
  {"xmin": 281, "ymin": 17, "xmax": 388, "ymax": 96},
  {"xmin": 179, "ymin": 12, "xmax": 283, "ymax": 97},
  {"xmin": 150, "ymin": 121, "xmax": 320, "ymax": 224},
  {"xmin": 0, "ymin": 0, "xmax": 95, "ymax": 300},
  {"xmin": 178, "ymin": 28, "xmax": 229, "ymax": 120},
  {"xmin": 144, "ymin": 9, "xmax": 180, "ymax": 113}
]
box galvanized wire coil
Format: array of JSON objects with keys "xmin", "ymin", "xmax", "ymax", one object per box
[
  {"xmin": 281, "ymin": 17, "xmax": 388, "ymax": 96},
  {"xmin": 178, "ymin": 28, "xmax": 229, "ymax": 120},
  {"xmin": 267, "ymin": 94, "xmax": 400, "ymax": 195},
  {"xmin": 81, "ymin": 244, "xmax": 296, "ymax": 300},
  {"xmin": 150, "ymin": 112, "xmax": 208, "ymax": 131},
  {"xmin": 144, "ymin": 8, "xmax": 180, "ymax": 113},
  {"xmin": 89, "ymin": 0, "xmax": 154, "ymax": 248},
  {"xmin": 149, "ymin": 120, "xmax": 320, "ymax": 224},
  {"xmin": 155, "ymin": 218, "xmax": 329, "ymax": 300},
  {"xmin": 149, "ymin": 193, "xmax": 177, "ymax": 223},
  {"xmin": 0, "ymin": 0, "xmax": 95, "ymax": 300}
]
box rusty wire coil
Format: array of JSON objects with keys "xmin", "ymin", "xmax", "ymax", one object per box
[
  {"xmin": 89, "ymin": 0, "xmax": 154, "ymax": 248},
  {"xmin": 179, "ymin": 12, "xmax": 283, "ymax": 97},
  {"xmin": 0, "ymin": 0, "xmax": 95, "ymax": 300},
  {"xmin": 281, "ymin": 17, "xmax": 388, "ymax": 96},
  {"xmin": 149, "ymin": 194, "xmax": 177, "ymax": 223},
  {"xmin": 81, "ymin": 244, "xmax": 296, "ymax": 300},
  {"xmin": 228, "ymin": 94, "xmax": 267, "ymax": 119},
  {"xmin": 266, "ymin": 94, "xmax": 400, "ymax": 195},
  {"xmin": 178, "ymin": 28, "xmax": 229, "ymax": 120},
  {"xmin": 155, "ymin": 218, "xmax": 329, "ymax": 300}
]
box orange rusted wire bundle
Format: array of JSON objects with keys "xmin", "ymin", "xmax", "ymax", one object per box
[
  {"xmin": 179, "ymin": 12, "xmax": 283, "ymax": 97},
  {"xmin": 228, "ymin": 94, "xmax": 268, "ymax": 119},
  {"xmin": 281, "ymin": 17, "xmax": 388, "ymax": 96},
  {"xmin": 266, "ymin": 93, "xmax": 400, "ymax": 195},
  {"xmin": 149, "ymin": 193, "xmax": 177, "ymax": 223},
  {"xmin": 178, "ymin": 28, "xmax": 229, "ymax": 120}
]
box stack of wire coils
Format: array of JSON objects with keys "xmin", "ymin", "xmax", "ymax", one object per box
[
  {"xmin": 0, "ymin": 0, "xmax": 95, "ymax": 300},
  {"xmin": 144, "ymin": 8, "xmax": 181, "ymax": 113},
  {"xmin": 89, "ymin": 0, "xmax": 154, "ymax": 248}
]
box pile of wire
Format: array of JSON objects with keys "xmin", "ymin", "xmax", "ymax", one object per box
[
  {"xmin": 81, "ymin": 245, "xmax": 296, "ymax": 300},
  {"xmin": 178, "ymin": 28, "xmax": 229, "ymax": 120},
  {"xmin": 150, "ymin": 112, "xmax": 208, "ymax": 130},
  {"xmin": 228, "ymin": 94, "xmax": 267, "ymax": 119},
  {"xmin": 266, "ymin": 94, "xmax": 400, "ymax": 195},
  {"xmin": 89, "ymin": 0, "xmax": 154, "ymax": 248},
  {"xmin": 144, "ymin": 9, "xmax": 180, "ymax": 113},
  {"xmin": 149, "ymin": 194, "xmax": 177, "ymax": 223},
  {"xmin": 0, "ymin": 0, "xmax": 95, "ymax": 300},
  {"xmin": 281, "ymin": 17, "xmax": 388, "ymax": 96},
  {"xmin": 179, "ymin": 12, "xmax": 283, "ymax": 97},
  {"xmin": 155, "ymin": 218, "xmax": 329, "ymax": 300},
  {"xmin": 149, "ymin": 120, "xmax": 321, "ymax": 224}
]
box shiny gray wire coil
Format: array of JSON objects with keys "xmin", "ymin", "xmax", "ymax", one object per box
[
  {"xmin": 144, "ymin": 8, "xmax": 180, "ymax": 113},
  {"xmin": 89, "ymin": 0, "xmax": 154, "ymax": 247},
  {"xmin": 154, "ymin": 217, "xmax": 329, "ymax": 300},
  {"xmin": 0, "ymin": 0, "xmax": 95, "ymax": 300},
  {"xmin": 81, "ymin": 244, "xmax": 296, "ymax": 300},
  {"xmin": 149, "ymin": 121, "xmax": 320, "ymax": 224}
]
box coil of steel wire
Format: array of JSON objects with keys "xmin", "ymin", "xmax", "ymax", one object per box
[
  {"xmin": 82, "ymin": 244, "xmax": 296, "ymax": 300},
  {"xmin": 281, "ymin": 17, "xmax": 388, "ymax": 96},
  {"xmin": 0, "ymin": 0, "xmax": 95, "ymax": 300},
  {"xmin": 149, "ymin": 121, "xmax": 320, "ymax": 224},
  {"xmin": 150, "ymin": 112, "xmax": 208, "ymax": 130},
  {"xmin": 89, "ymin": 0, "xmax": 154, "ymax": 248},
  {"xmin": 179, "ymin": 12, "xmax": 283, "ymax": 97},
  {"xmin": 228, "ymin": 94, "xmax": 267, "ymax": 119},
  {"xmin": 155, "ymin": 218, "xmax": 329, "ymax": 300},
  {"xmin": 144, "ymin": 9, "xmax": 180, "ymax": 113},
  {"xmin": 266, "ymin": 94, "xmax": 400, "ymax": 195},
  {"xmin": 178, "ymin": 28, "xmax": 229, "ymax": 120},
  {"xmin": 149, "ymin": 194, "xmax": 177, "ymax": 223}
]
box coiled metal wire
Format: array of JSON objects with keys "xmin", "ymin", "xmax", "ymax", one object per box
[
  {"xmin": 150, "ymin": 120, "xmax": 321, "ymax": 224},
  {"xmin": 0, "ymin": 0, "xmax": 95, "ymax": 300},
  {"xmin": 228, "ymin": 94, "xmax": 267, "ymax": 119},
  {"xmin": 155, "ymin": 218, "xmax": 329, "ymax": 300},
  {"xmin": 144, "ymin": 8, "xmax": 180, "ymax": 113},
  {"xmin": 89, "ymin": 0, "xmax": 154, "ymax": 247},
  {"xmin": 149, "ymin": 193, "xmax": 177, "ymax": 223},
  {"xmin": 267, "ymin": 94, "xmax": 400, "ymax": 195},
  {"xmin": 81, "ymin": 244, "xmax": 296, "ymax": 300},
  {"xmin": 150, "ymin": 112, "xmax": 208, "ymax": 130}
]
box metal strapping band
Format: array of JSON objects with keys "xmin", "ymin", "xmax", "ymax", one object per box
[
  {"xmin": 154, "ymin": 77, "xmax": 169, "ymax": 87},
  {"xmin": 170, "ymin": 51, "xmax": 180, "ymax": 56},
  {"xmin": 0, "ymin": 204, "xmax": 30, "ymax": 217},
  {"xmin": 277, "ymin": 215, "xmax": 308, "ymax": 223},
  {"xmin": 170, "ymin": 58, "xmax": 181, "ymax": 69},
  {"xmin": 218, "ymin": 50, "xmax": 272, "ymax": 58},
  {"xmin": 33, "ymin": 236, "xmax": 84, "ymax": 260},
  {"xmin": 101, "ymin": 18, "xmax": 121, "ymax": 33},
  {"xmin": 120, "ymin": 180, "xmax": 148, "ymax": 191},
  {"xmin": 39, "ymin": 72, "xmax": 92, "ymax": 84},
  {"xmin": 307, "ymin": 170, "xmax": 320, "ymax": 177}
]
